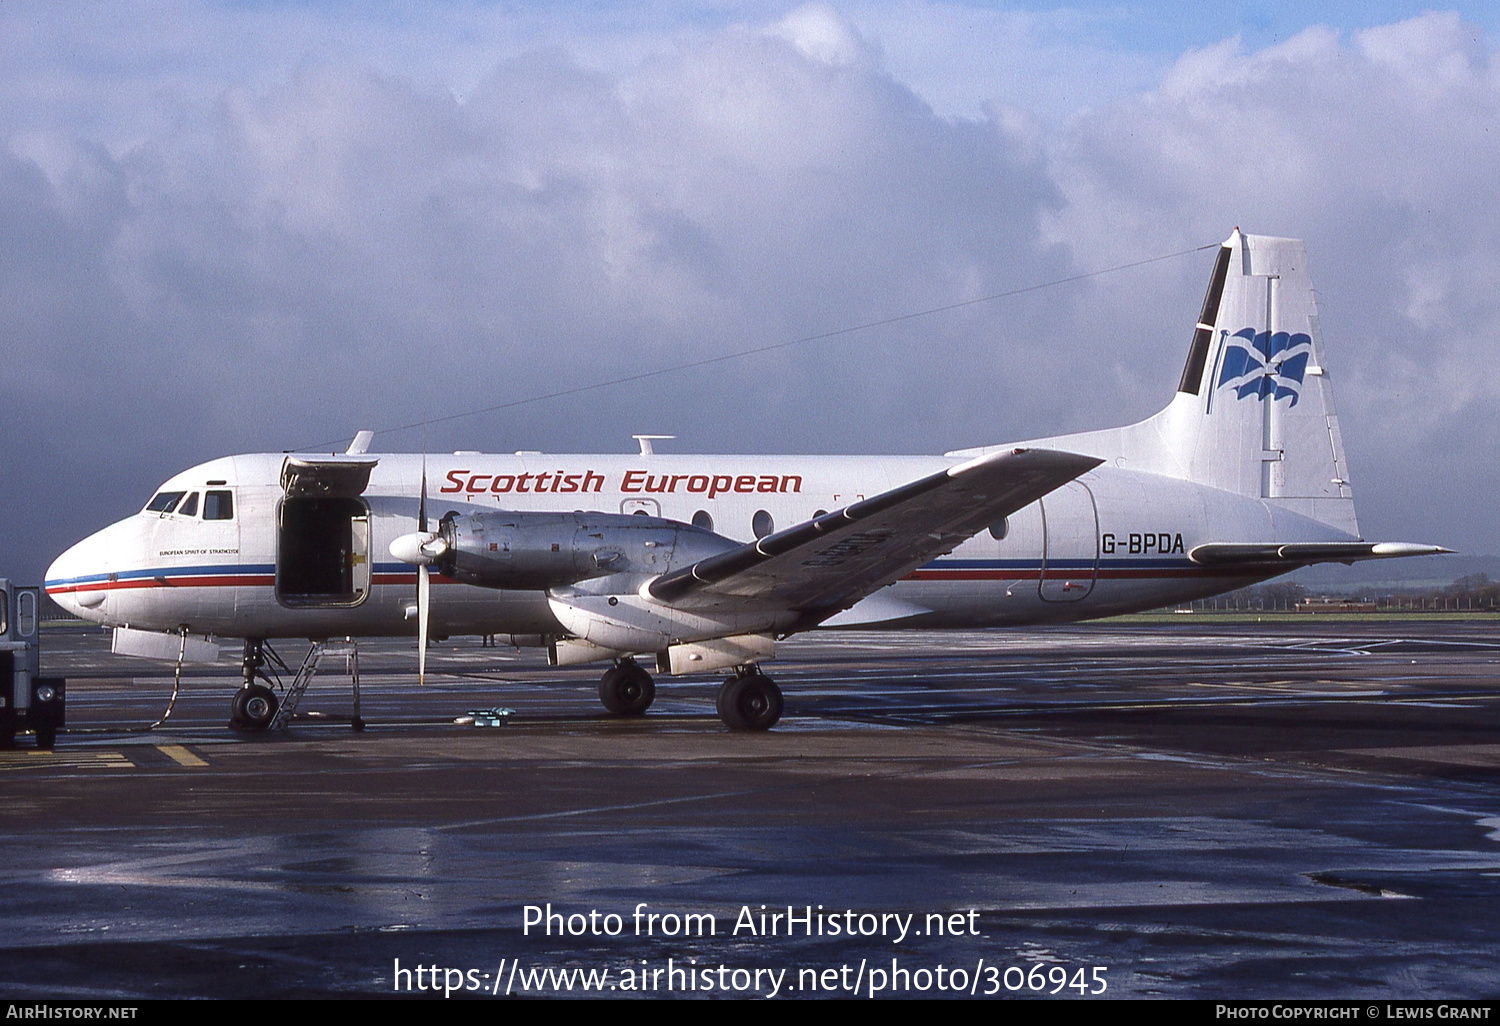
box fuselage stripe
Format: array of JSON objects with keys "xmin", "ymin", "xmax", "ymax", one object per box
[{"xmin": 46, "ymin": 559, "xmax": 1243, "ymax": 595}]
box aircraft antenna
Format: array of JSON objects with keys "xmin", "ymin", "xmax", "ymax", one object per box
[{"xmin": 299, "ymin": 242, "xmax": 1218, "ymax": 451}]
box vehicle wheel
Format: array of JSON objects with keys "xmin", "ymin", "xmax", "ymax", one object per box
[
  {"xmin": 599, "ymin": 661, "xmax": 655, "ymax": 716},
  {"xmin": 230, "ymin": 684, "xmax": 279, "ymax": 730},
  {"xmin": 718, "ymin": 672, "xmax": 783, "ymax": 731},
  {"xmin": 35, "ymin": 726, "xmax": 56, "ymax": 750}
]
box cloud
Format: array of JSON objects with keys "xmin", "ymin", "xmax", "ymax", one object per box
[
  {"xmin": 4, "ymin": 3, "xmax": 1498, "ymax": 583},
  {"xmin": 4, "ymin": 4, "xmax": 1072, "ymax": 580},
  {"xmin": 1049, "ymin": 11, "xmax": 1500, "ymax": 550}
]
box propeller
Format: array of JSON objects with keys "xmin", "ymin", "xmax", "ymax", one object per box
[{"xmin": 389, "ymin": 456, "xmax": 448, "ymax": 685}]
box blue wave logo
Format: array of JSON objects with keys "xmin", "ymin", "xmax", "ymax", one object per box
[{"xmin": 1216, "ymin": 328, "xmax": 1312, "ymax": 406}]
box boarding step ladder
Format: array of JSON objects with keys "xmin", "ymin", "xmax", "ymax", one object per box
[{"xmin": 268, "ymin": 639, "xmax": 363, "ymax": 730}]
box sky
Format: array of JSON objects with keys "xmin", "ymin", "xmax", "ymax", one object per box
[{"xmin": 5, "ymin": 1, "xmax": 1499, "ymax": 584}]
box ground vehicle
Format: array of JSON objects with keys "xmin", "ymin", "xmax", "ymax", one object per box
[{"xmin": 0, "ymin": 580, "xmax": 65, "ymax": 748}]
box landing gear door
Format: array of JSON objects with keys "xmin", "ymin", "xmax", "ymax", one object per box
[{"xmin": 276, "ymin": 456, "xmax": 379, "ymax": 608}]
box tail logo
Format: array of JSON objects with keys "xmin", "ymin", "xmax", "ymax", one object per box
[{"xmin": 1215, "ymin": 328, "xmax": 1312, "ymax": 406}]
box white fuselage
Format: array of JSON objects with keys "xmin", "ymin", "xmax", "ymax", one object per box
[{"xmin": 45, "ymin": 447, "xmax": 1340, "ymax": 641}]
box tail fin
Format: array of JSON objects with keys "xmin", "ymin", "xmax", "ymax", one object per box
[
  {"xmin": 969, "ymin": 229, "xmax": 1359, "ymax": 536},
  {"xmin": 1163, "ymin": 229, "xmax": 1355, "ymax": 532}
]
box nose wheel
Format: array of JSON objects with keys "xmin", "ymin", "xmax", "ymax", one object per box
[
  {"xmin": 716, "ymin": 668, "xmax": 782, "ymax": 731},
  {"xmin": 229, "ymin": 639, "xmax": 280, "ymax": 730},
  {"xmin": 229, "ymin": 683, "xmax": 279, "ymax": 730},
  {"xmin": 599, "ymin": 658, "xmax": 656, "ymax": 716}
]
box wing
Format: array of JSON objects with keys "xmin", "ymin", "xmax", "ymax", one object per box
[
  {"xmin": 647, "ymin": 448, "xmax": 1103, "ymax": 624},
  {"xmin": 1189, "ymin": 541, "xmax": 1451, "ymax": 567}
]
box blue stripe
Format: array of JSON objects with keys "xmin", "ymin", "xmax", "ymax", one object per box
[
  {"xmin": 48, "ymin": 556, "xmax": 1202, "ymax": 591},
  {"xmin": 46, "ymin": 563, "xmax": 276, "ymax": 588}
]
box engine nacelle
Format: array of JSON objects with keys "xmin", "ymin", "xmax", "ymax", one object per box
[{"xmin": 434, "ymin": 510, "xmax": 738, "ymax": 590}]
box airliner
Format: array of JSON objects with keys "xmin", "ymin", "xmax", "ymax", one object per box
[{"xmin": 44, "ymin": 230, "xmax": 1447, "ymax": 730}]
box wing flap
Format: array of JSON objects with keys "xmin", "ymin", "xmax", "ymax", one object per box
[{"xmin": 648, "ymin": 448, "xmax": 1102, "ymax": 614}]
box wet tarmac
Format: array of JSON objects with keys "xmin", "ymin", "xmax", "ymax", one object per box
[{"xmin": 4, "ymin": 620, "xmax": 1500, "ymax": 999}]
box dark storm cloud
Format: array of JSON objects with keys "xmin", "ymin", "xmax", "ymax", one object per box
[
  {"xmin": 3, "ymin": 4, "xmax": 1495, "ymax": 582},
  {"xmin": 4, "ymin": 5, "xmax": 1067, "ymax": 581}
]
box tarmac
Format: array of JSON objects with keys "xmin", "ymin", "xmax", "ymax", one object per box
[{"xmin": 3, "ymin": 619, "xmax": 1500, "ymax": 999}]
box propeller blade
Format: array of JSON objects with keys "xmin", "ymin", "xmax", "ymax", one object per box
[
  {"xmin": 415, "ymin": 455, "xmax": 431, "ymax": 685},
  {"xmin": 417, "ymin": 562, "xmax": 429, "ymax": 686},
  {"xmin": 418, "ymin": 454, "xmax": 428, "ymax": 533}
]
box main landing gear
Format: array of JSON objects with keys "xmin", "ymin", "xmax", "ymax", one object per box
[
  {"xmin": 716, "ymin": 666, "xmax": 783, "ymax": 732},
  {"xmin": 596, "ymin": 658, "xmax": 783, "ymax": 730},
  {"xmin": 599, "ymin": 657, "xmax": 656, "ymax": 716}
]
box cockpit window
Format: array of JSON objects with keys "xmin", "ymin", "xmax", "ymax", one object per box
[
  {"xmin": 178, "ymin": 492, "xmax": 200, "ymax": 518},
  {"xmin": 204, "ymin": 491, "xmax": 234, "ymax": 521},
  {"xmin": 145, "ymin": 491, "xmax": 185, "ymax": 513}
]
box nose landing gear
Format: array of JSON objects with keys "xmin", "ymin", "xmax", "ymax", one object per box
[
  {"xmin": 228, "ymin": 638, "xmax": 365, "ymax": 732},
  {"xmin": 229, "ymin": 640, "xmax": 279, "ymax": 730},
  {"xmin": 230, "ymin": 683, "xmax": 279, "ymax": 730}
]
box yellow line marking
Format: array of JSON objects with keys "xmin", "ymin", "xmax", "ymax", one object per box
[
  {"xmin": 0, "ymin": 751, "xmax": 134, "ymax": 770},
  {"xmin": 156, "ymin": 744, "xmax": 208, "ymax": 767}
]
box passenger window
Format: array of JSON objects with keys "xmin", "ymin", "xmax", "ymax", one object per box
[
  {"xmin": 178, "ymin": 492, "xmax": 199, "ymax": 518},
  {"xmin": 204, "ymin": 490, "xmax": 234, "ymax": 521},
  {"xmin": 988, "ymin": 517, "xmax": 1009, "ymax": 541},
  {"xmin": 145, "ymin": 491, "xmax": 184, "ymax": 513},
  {"xmin": 752, "ymin": 510, "xmax": 774, "ymax": 538},
  {"xmin": 691, "ymin": 510, "xmax": 714, "ymax": 532}
]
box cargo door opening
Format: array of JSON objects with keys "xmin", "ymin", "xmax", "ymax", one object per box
[
  {"xmin": 276, "ymin": 497, "xmax": 370, "ymax": 607},
  {"xmin": 275, "ymin": 455, "xmax": 377, "ymax": 608}
]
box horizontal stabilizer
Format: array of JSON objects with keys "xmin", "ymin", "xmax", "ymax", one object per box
[
  {"xmin": 1189, "ymin": 541, "xmax": 1452, "ymax": 567},
  {"xmin": 647, "ymin": 447, "xmax": 1102, "ymax": 616}
]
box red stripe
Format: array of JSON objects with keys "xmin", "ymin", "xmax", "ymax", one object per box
[
  {"xmin": 49, "ymin": 575, "xmax": 276, "ymax": 595},
  {"xmin": 51, "ymin": 573, "xmax": 459, "ymax": 594},
  {"xmin": 51, "ymin": 567, "xmax": 1255, "ymax": 595}
]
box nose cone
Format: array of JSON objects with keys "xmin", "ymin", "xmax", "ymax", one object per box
[
  {"xmin": 46, "ymin": 540, "xmax": 95, "ymax": 620},
  {"xmin": 45, "ymin": 519, "xmax": 139, "ymax": 623}
]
